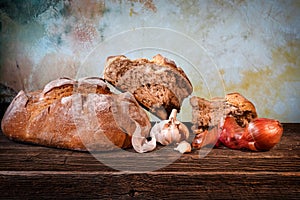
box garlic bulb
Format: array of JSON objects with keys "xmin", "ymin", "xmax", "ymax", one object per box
[{"xmin": 150, "ymin": 109, "xmax": 189, "ymax": 145}]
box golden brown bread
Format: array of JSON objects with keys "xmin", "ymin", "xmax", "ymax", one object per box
[
  {"xmin": 190, "ymin": 92, "xmax": 257, "ymax": 135},
  {"xmin": 1, "ymin": 77, "xmax": 151, "ymax": 151},
  {"xmin": 103, "ymin": 54, "xmax": 193, "ymax": 119}
]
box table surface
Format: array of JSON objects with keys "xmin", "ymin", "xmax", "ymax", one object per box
[{"xmin": 1, "ymin": 123, "xmax": 299, "ymax": 199}]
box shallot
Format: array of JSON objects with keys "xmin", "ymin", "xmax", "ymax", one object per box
[{"xmin": 192, "ymin": 117, "xmax": 283, "ymax": 151}]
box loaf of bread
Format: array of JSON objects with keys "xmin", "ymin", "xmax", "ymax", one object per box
[
  {"xmin": 190, "ymin": 92, "xmax": 257, "ymax": 135},
  {"xmin": 1, "ymin": 77, "xmax": 151, "ymax": 151},
  {"xmin": 103, "ymin": 54, "xmax": 193, "ymax": 119}
]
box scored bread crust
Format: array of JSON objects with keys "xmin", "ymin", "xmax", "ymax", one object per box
[
  {"xmin": 1, "ymin": 77, "xmax": 151, "ymax": 151},
  {"xmin": 190, "ymin": 92, "xmax": 257, "ymax": 135},
  {"xmin": 104, "ymin": 54, "xmax": 193, "ymax": 119}
]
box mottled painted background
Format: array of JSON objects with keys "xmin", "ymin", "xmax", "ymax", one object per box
[{"xmin": 0, "ymin": 0, "xmax": 299, "ymax": 122}]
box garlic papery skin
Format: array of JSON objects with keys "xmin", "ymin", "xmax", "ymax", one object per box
[
  {"xmin": 132, "ymin": 135, "xmax": 156, "ymax": 153},
  {"xmin": 131, "ymin": 121, "xmax": 157, "ymax": 153},
  {"xmin": 174, "ymin": 140, "xmax": 192, "ymax": 154},
  {"xmin": 150, "ymin": 109, "xmax": 189, "ymax": 145}
]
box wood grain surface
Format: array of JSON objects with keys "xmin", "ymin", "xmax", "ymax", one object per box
[{"xmin": 0, "ymin": 123, "xmax": 299, "ymax": 199}]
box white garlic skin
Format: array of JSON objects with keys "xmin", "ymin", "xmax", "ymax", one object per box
[
  {"xmin": 131, "ymin": 121, "xmax": 156, "ymax": 153},
  {"xmin": 132, "ymin": 135, "xmax": 156, "ymax": 153}
]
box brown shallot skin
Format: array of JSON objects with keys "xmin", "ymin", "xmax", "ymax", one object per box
[
  {"xmin": 219, "ymin": 117, "xmax": 283, "ymax": 151},
  {"xmin": 246, "ymin": 118, "xmax": 283, "ymax": 151}
]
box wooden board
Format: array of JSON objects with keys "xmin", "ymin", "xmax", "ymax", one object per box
[{"xmin": 0, "ymin": 123, "xmax": 299, "ymax": 199}]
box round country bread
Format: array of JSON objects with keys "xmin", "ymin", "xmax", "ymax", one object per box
[{"xmin": 1, "ymin": 77, "xmax": 151, "ymax": 151}]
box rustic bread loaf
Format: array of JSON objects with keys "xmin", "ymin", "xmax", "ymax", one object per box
[
  {"xmin": 104, "ymin": 54, "xmax": 193, "ymax": 119},
  {"xmin": 1, "ymin": 77, "xmax": 151, "ymax": 151},
  {"xmin": 190, "ymin": 92, "xmax": 257, "ymax": 134}
]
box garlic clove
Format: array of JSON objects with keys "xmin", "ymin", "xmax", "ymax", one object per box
[
  {"xmin": 150, "ymin": 120, "xmax": 170, "ymax": 145},
  {"xmin": 174, "ymin": 140, "xmax": 192, "ymax": 154},
  {"xmin": 178, "ymin": 122, "xmax": 190, "ymax": 142},
  {"xmin": 157, "ymin": 128, "xmax": 172, "ymax": 145}
]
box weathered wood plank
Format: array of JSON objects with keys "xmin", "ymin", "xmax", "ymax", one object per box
[
  {"xmin": 0, "ymin": 123, "xmax": 299, "ymax": 199},
  {"xmin": 0, "ymin": 124, "xmax": 299, "ymax": 172},
  {"xmin": 0, "ymin": 171, "xmax": 299, "ymax": 199}
]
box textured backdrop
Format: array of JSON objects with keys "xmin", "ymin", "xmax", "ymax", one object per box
[{"xmin": 0, "ymin": 0, "xmax": 299, "ymax": 122}]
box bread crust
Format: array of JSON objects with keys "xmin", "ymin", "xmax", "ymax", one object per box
[
  {"xmin": 104, "ymin": 54, "xmax": 193, "ymax": 119},
  {"xmin": 1, "ymin": 77, "xmax": 151, "ymax": 151}
]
